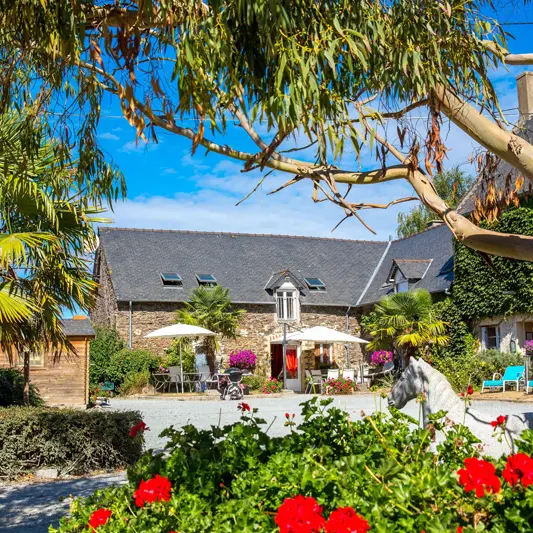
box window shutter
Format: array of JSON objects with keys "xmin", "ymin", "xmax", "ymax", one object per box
[
  {"xmin": 481, "ymin": 327, "xmax": 487, "ymax": 350},
  {"xmin": 496, "ymin": 327, "xmax": 501, "ymax": 350}
]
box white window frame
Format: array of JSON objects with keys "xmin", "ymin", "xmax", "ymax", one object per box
[
  {"xmin": 482, "ymin": 325, "xmax": 501, "ymax": 350},
  {"xmin": 276, "ymin": 289, "xmax": 299, "ymax": 321},
  {"xmin": 17, "ymin": 351, "xmax": 44, "ymax": 368}
]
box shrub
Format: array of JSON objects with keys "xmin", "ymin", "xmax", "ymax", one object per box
[
  {"xmin": 323, "ymin": 377, "xmax": 357, "ymax": 395},
  {"xmin": 89, "ymin": 328, "xmax": 125, "ymax": 387},
  {"xmin": 0, "ymin": 408, "xmax": 144, "ymax": 480},
  {"xmin": 241, "ymin": 374, "xmax": 265, "ymax": 392},
  {"xmin": 120, "ymin": 370, "xmax": 152, "ymax": 396},
  {"xmin": 369, "ymin": 350, "xmax": 393, "ymax": 366},
  {"xmin": 228, "ymin": 349, "xmax": 257, "ymax": 371},
  {"xmin": 262, "ymin": 377, "xmax": 282, "ymax": 394},
  {"xmin": 0, "ymin": 368, "xmax": 43, "ymax": 407},
  {"xmin": 107, "ymin": 348, "xmax": 160, "ymax": 390},
  {"xmin": 51, "ymin": 398, "xmax": 533, "ymax": 532}
]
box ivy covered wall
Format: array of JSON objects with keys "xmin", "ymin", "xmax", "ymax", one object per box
[{"xmin": 452, "ymin": 199, "xmax": 533, "ymax": 321}]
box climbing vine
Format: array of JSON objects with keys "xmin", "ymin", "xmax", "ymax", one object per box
[{"xmin": 453, "ymin": 199, "xmax": 533, "ymax": 321}]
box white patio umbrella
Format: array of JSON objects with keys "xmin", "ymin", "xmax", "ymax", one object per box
[
  {"xmin": 145, "ymin": 324, "xmax": 215, "ymax": 391},
  {"xmin": 289, "ymin": 326, "xmax": 369, "ymax": 344}
]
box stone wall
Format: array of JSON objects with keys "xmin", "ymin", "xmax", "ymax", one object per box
[
  {"xmin": 90, "ymin": 249, "xmax": 118, "ymax": 328},
  {"xmin": 114, "ymin": 301, "xmax": 366, "ymax": 374}
]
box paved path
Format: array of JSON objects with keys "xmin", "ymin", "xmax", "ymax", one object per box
[{"xmin": 2, "ymin": 395, "xmax": 533, "ymax": 533}]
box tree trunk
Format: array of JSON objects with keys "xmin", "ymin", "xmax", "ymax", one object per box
[
  {"xmin": 23, "ymin": 351, "xmax": 30, "ymax": 406},
  {"xmin": 206, "ymin": 338, "xmax": 216, "ymax": 374}
]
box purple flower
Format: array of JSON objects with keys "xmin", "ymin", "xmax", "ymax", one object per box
[
  {"xmin": 229, "ymin": 350, "xmax": 257, "ymax": 371},
  {"xmin": 525, "ymin": 340, "xmax": 533, "ymax": 352},
  {"xmin": 369, "ymin": 350, "xmax": 393, "ymax": 366}
]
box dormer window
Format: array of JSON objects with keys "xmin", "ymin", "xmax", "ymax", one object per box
[
  {"xmin": 276, "ymin": 280, "xmax": 299, "ymax": 321},
  {"xmin": 196, "ymin": 274, "xmax": 217, "ymax": 287},
  {"xmin": 160, "ymin": 272, "xmax": 183, "ymax": 287},
  {"xmin": 393, "ymin": 268, "xmax": 408, "ymax": 293},
  {"xmin": 304, "ymin": 277, "xmax": 326, "ymax": 292}
]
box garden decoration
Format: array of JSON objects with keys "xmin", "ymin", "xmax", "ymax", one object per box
[{"xmin": 388, "ymin": 358, "xmax": 532, "ymax": 457}]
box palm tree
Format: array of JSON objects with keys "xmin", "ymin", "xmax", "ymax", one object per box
[
  {"xmin": 0, "ymin": 113, "xmax": 123, "ymax": 404},
  {"xmin": 367, "ymin": 289, "xmax": 448, "ymax": 366},
  {"xmin": 177, "ymin": 286, "xmax": 245, "ymax": 373}
]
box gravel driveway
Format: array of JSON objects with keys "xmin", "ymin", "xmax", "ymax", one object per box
[{"xmin": 2, "ymin": 395, "xmax": 533, "ymax": 533}]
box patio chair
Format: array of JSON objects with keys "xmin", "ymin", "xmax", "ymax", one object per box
[
  {"xmin": 305, "ymin": 370, "xmax": 323, "ymax": 394},
  {"xmin": 327, "ymin": 369, "xmax": 339, "ymax": 380},
  {"xmin": 168, "ymin": 366, "xmax": 183, "ymax": 393},
  {"xmin": 342, "ymin": 369, "xmax": 355, "ymax": 381},
  {"xmin": 481, "ymin": 365, "xmax": 524, "ymax": 393}
]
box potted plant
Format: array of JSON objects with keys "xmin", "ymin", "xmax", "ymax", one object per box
[
  {"xmin": 228, "ymin": 350, "xmax": 257, "ymax": 372},
  {"xmin": 369, "ymin": 350, "xmax": 393, "ymax": 373}
]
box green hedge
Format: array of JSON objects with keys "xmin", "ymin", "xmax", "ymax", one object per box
[{"xmin": 0, "ymin": 408, "xmax": 144, "ymax": 480}]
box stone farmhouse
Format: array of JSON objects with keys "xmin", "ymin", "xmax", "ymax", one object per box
[{"xmin": 91, "ymin": 224, "xmax": 453, "ymax": 391}]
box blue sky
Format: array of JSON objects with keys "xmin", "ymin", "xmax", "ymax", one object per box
[{"xmin": 96, "ymin": 5, "xmax": 533, "ymax": 242}]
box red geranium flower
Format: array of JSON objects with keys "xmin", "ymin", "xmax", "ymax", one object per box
[
  {"xmin": 503, "ymin": 453, "xmax": 533, "ymax": 488},
  {"xmin": 490, "ymin": 415, "xmax": 507, "ymax": 430},
  {"xmin": 457, "ymin": 457, "xmax": 501, "ymax": 497},
  {"xmin": 325, "ymin": 507, "xmax": 370, "ymax": 533},
  {"xmin": 133, "ymin": 474, "xmax": 172, "ymax": 507},
  {"xmin": 237, "ymin": 402, "xmax": 251, "ymax": 412},
  {"xmin": 129, "ymin": 420, "xmax": 149, "ymax": 438},
  {"xmin": 88, "ymin": 509, "xmax": 112, "ymax": 531},
  {"xmin": 275, "ymin": 495, "xmax": 325, "ymax": 533},
  {"xmin": 457, "ymin": 527, "xmax": 463, "ymax": 533}
]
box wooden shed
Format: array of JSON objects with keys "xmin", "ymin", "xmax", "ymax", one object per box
[{"xmin": 0, "ymin": 317, "xmax": 95, "ymax": 407}]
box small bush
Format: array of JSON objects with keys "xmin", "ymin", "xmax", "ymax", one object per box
[
  {"xmin": 107, "ymin": 348, "xmax": 160, "ymax": 389},
  {"xmin": 164, "ymin": 339, "xmax": 196, "ymax": 373},
  {"xmin": 0, "ymin": 368, "xmax": 43, "ymax": 407},
  {"xmin": 263, "ymin": 377, "xmax": 282, "ymax": 394},
  {"xmin": 323, "ymin": 377, "xmax": 357, "ymax": 395},
  {"xmin": 120, "ymin": 370, "xmax": 152, "ymax": 396},
  {"xmin": 89, "ymin": 328, "xmax": 125, "ymax": 387},
  {"xmin": 0, "ymin": 408, "xmax": 144, "ymax": 480},
  {"xmin": 242, "ymin": 374, "xmax": 265, "ymax": 392}
]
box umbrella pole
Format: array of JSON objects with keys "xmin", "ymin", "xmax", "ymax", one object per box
[
  {"xmin": 180, "ymin": 340, "xmax": 184, "ymax": 393},
  {"xmin": 282, "ymin": 322, "xmax": 287, "ymax": 389}
]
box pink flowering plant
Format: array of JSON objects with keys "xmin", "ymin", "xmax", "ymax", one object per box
[
  {"xmin": 525, "ymin": 340, "xmax": 533, "ymax": 353},
  {"xmin": 324, "ymin": 377, "xmax": 357, "ymax": 395},
  {"xmin": 229, "ymin": 350, "xmax": 257, "ymax": 371},
  {"xmin": 263, "ymin": 377, "xmax": 282, "ymax": 394},
  {"xmin": 369, "ymin": 350, "xmax": 393, "ymax": 366}
]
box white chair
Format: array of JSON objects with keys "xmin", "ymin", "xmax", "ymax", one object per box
[
  {"xmin": 327, "ymin": 369, "xmax": 339, "ymax": 380},
  {"xmin": 342, "ymin": 369, "xmax": 355, "ymax": 381}
]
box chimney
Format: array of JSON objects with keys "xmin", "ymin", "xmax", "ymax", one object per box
[
  {"xmin": 517, "ymin": 72, "xmax": 533, "ymax": 121},
  {"xmin": 72, "ymin": 315, "xmax": 87, "ymax": 320}
]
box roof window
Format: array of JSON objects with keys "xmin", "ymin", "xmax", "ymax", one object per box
[
  {"xmin": 196, "ymin": 274, "xmax": 217, "ymax": 287},
  {"xmin": 304, "ymin": 277, "xmax": 326, "ymax": 291},
  {"xmin": 160, "ymin": 272, "xmax": 183, "ymax": 287}
]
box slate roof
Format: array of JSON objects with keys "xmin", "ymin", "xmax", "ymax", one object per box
[
  {"xmin": 457, "ymin": 116, "xmax": 533, "ymax": 214},
  {"xmin": 391, "ymin": 259, "xmax": 432, "ymax": 280},
  {"xmin": 61, "ymin": 318, "xmax": 95, "ymax": 337},
  {"xmin": 356, "ymin": 224, "xmax": 454, "ymax": 307},
  {"xmin": 97, "ymin": 228, "xmax": 389, "ymax": 307}
]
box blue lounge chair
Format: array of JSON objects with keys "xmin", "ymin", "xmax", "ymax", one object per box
[{"xmin": 481, "ymin": 365, "xmax": 524, "ymax": 393}]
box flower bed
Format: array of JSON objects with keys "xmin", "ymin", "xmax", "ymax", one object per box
[
  {"xmin": 50, "ymin": 398, "xmax": 533, "ymax": 532},
  {"xmin": 229, "ymin": 349, "xmax": 257, "ymax": 371},
  {"xmin": 0, "ymin": 408, "xmax": 144, "ymax": 479},
  {"xmin": 324, "ymin": 377, "xmax": 357, "ymax": 395}
]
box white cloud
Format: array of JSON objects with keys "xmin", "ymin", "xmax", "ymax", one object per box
[
  {"xmin": 120, "ymin": 139, "xmax": 162, "ymax": 153},
  {"xmin": 161, "ymin": 167, "xmax": 177, "ymax": 175},
  {"xmin": 112, "ymin": 127, "xmax": 123, "ymax": 132},
  {"xmin": 99, "ymin": 132, "xmax": 120, "ymax": 141}
]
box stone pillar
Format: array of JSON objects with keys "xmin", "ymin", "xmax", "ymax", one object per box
[{"xmin": 517, "ymin": 72, "xmax": 533, "ymax": 122}]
